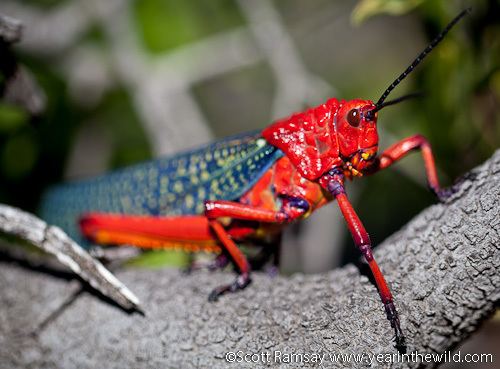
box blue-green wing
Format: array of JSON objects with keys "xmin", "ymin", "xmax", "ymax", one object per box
[{"xmin": 40, "ymin": 131, "xmax": 283, "ymax": 245}]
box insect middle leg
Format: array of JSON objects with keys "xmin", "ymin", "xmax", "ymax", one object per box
[
  {"xmin": 204, "ymin": 199, "xmax": 307, "ymax": 301},
  {"xmin": 186, "ymin": 235, "xmax": 280, "ymax": 274}
]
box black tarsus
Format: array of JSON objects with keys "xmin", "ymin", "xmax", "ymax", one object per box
[
  {"xmin": 385, "ymin": 301, "xmax": 407, "ymax": 353},
  {"xmin": 374, "ymin": 8, "xmax": 471, "ymax": 110},
  {"xmin": 208, "ymin": 272, "xmax": 251, "ymax": 301}
]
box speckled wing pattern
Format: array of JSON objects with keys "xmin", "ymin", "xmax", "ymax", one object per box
[{"xmin": 40, "ymin": 131, "xmax": 283, "ymax": 246}]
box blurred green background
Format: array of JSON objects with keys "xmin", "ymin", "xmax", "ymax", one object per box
[{"xmin": 0, "ymin": 0, "xmax": 499, "ymax": 364}]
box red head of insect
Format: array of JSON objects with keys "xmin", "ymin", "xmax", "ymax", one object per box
[{"xmin": 335, "ymin": 98, "xmax": 379, "ymax": 174}]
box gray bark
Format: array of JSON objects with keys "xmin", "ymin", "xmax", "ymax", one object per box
[{"xmin": 1, "ymin": 150, "xmax": 499, "ymax": 369}]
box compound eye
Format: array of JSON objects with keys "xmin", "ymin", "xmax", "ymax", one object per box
[{"xmin": 346, "ymin": 109, "xmax": 361, "ymax": 127}]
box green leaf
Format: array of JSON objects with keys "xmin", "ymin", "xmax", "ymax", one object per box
[{"xmin": 352, "ymin": 0, "xmax": 424, "ymax": 25}]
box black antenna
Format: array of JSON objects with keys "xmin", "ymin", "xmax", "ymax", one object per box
[
  {"xmin": 376, "ymin": 92, "xmax": 423, "ymax": 110},
  {"xmin": 374, "ymin": 8, "xmax": 471, "ymax": 110}
]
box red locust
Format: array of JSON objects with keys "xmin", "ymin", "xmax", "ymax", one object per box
[{"xmin": 41, "ymin": 9, "xmax": 471, "ymax": 352}]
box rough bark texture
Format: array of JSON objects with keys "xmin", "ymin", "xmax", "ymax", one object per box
[{"xmin": 1, "ymin": 150, "xmax": 499, "ymax": 369}]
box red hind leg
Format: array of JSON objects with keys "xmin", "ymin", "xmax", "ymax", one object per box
[{"xmin": 79, "ymin": 213, "xmax": 221, "ymax": 253}]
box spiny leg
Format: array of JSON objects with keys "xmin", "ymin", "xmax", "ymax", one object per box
[
  {"xmin": 322, "ymin": 173, "xmax": 406, "ymax": 353},
  {"xmin": 205, "ymin": 199, "xmax": 307, "ymax": 300}
]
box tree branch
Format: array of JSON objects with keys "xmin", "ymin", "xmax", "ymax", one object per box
[
  {"xmin": 0, "ymin": 204, "xmax": 141, "ymax": 311},
  {"xmin": 1, "ymin": 150, "xmax": 499, "ymax": 368}
]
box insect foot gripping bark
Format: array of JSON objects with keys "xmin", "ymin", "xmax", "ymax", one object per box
[{"xmin": 40, "ymin": 9, "xmax": 471, "ymax": 354}]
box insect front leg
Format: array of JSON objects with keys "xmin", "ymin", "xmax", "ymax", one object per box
[
  {"xmin": 368, "ymin": 134, "xmax": 455, "ymax": 201},
  {"xmin": 321, "ymin": 171, "xmax": 406, "ymax": 353},
  {"xmin": 204, "ymin": 198, "xmax": 308, "ymax": 301}
]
